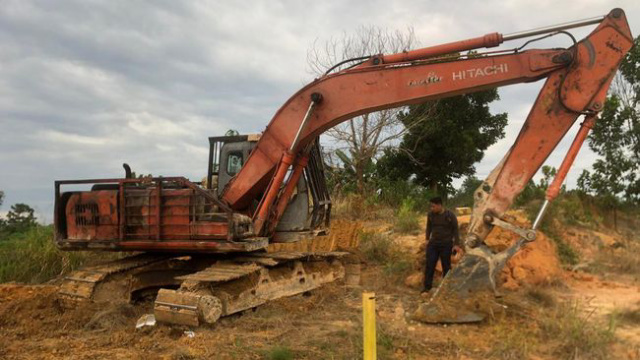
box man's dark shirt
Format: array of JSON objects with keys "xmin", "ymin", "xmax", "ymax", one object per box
[{"xmin": 426, "ymin": 210, "xmax": 460, "ymax": 246}]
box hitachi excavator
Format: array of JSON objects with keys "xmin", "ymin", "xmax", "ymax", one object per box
[{"xmin": 54, "ymin": 9, "xmax": 633, "ymax": 325}]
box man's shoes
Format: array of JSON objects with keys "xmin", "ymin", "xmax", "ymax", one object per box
[{"xmin": 420, "ymin": 288, "xmax": 431, "ymax": 299}]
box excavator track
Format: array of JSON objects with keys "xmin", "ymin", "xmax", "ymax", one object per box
[
  {"xmin": 58, "ymin": 251, "xmax": 350, "ymax": 327},
  {"xmin": 58, "ymin": 254, "xmax": 176, "ymax": 308},
  {"xmin": 154, "ymin": 251, "xmax": 348, "ymax": 326}
]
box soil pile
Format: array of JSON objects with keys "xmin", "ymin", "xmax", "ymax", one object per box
[
  {"xmin": 483, "ymin": 212, "xmax": 562, "ymax": 290},
  {"xmin": 404, "ymin": 211, "xmax": 562, "ymax": 290}
]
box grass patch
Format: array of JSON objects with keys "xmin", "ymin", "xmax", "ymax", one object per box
[
  {"xmin": 360, "ymin": 231, "xmax": 393, "ymax": 264},
  {"xmin": 359, "ymin": 231, "xmax": 412, "ymax": 281},
  {"xmin": 485, "ymin": 290, "xmax": 618, "ymax": 360},
  {"xmin": 549, "ymin": 234, "xmax": 580, "ymax": 266},
  {"xmin": 539, "ymin": 301, "xmax": 616, "ymax": 359},
  {"xmin": 265, "ymin": 346, "xmax": 294, "ymax": 360},
  {"xmin": 488, "ymin": 319, "xmax": 534, "ymax": 360},
  {"xmin": 393, "ymin": 198, "xmax": 421, "ymax": 234},
  {"xmin": 616, "ymin": 307, "xmax": 640, "ymax": 326},
  {"xmin": 525, "ymin": 287, "xmax": 556, "ymax": 308},
  {"xmin": 0, "ymin": 225, "xmax": 122, "ymax": 283},
  {"xmin": 383, "ymin": 258, "xmax": 412, "ymax": 278},
  {"xmin": 590, "ymin": 241, "xmax": 640, "ymax": 275}
]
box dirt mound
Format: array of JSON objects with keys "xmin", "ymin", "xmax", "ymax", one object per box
[
  {"xmin": 404, "ymin": 211, "xmax": 562, "ymax": 290},
  {"xmin": 0, "ymin": 284, "xmax": 142, "ymax": 335},
  {"xmin": 484, "ymin": 212, "xmax": 562, "ymax": 290}
]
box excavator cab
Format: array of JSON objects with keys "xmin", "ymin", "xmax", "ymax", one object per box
[{"xmin": 207, "ymin": 135, "xmax": 332, "ymax": 239}]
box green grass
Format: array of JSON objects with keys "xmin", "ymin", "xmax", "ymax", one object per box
[
  {"xmin": 549, "ymin": 234, "xmax": 580, "ymax": 266},
  {"xmin": 0, "ymin": 225, "xmax": 119, "ymax": 283},
  {"xmin": 393, "ymin": 198, "xmax": 421, "ymax": 234},
  {"xmin": 265, "ymin": 346, "xmax": 294, "ymax": 360},
  {"xmin": 488, "ymin": 320, "xmax": 533, "ymax": 360}
]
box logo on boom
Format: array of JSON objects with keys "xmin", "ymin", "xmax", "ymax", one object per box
[
  {"xmin": 407, "ymin": 72, "xmax": 442, "ymax": 87},
  {"xmin": 452, "ymin": 63, "xmax": 509, "ymax": 81}
]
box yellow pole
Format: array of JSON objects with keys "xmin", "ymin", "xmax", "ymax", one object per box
[{"xmin": 362, "ymin": 291, "xmax": 376, "ymax": 360}]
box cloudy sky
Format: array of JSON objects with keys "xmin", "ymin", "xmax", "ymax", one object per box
[{"xmin": 1, "ymin": 0, "xmax": 639, "ymax": 223}]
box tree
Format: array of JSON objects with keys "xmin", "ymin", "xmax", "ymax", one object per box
[
  {"xmin": 449, "ymin": 176, "xmax": 484, "ymax": 207},
  {"xmin": 0, "ymin": 190, "xmax": 4, "ymax": 207},
  {"xmin": 578, "ymin": 36, "xmax": 640, "ymax": 212},
  {"xmin": 377, "ymin": 87, "xmax": 508, "ymax": 196},
  {"xmin": 4, "ymin": 203, "xmax": 37, "ymax": 233},
  {"xmin": 308, "ymin": 26, "xmax": 416, "ymax": 195}
]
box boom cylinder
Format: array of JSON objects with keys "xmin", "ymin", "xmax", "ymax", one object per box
[
  {"xmin": 381, "ymin": 33, "xmax": 503, "ymax": 64},
  {"xmin": 546, "ymin": 115, "xmax": 596, "ymax": 201},
  {"xmin": 381, "ymin": 11, "xmax": 613, "ymax": 65},
  {"xmin": 533, "ymin": 115, "xmax": 597, "ymax": 229}
]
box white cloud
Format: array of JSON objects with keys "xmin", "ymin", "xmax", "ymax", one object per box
[{"xmin": 1, "ymin": 0, "xmax": 639, "ymax": 224}]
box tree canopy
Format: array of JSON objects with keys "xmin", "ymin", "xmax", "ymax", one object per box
[{"xmin": 376, "ymin": 88, "xmax": 507, "ymax": 196}]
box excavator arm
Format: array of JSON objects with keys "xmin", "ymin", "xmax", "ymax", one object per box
[
  {"xmin": 221, "ymin": 9, "xmax": 633, "ymax": 322},
  {"xmin": 223, "ymin": 8, "xmax": 632, "ymax": 238}
]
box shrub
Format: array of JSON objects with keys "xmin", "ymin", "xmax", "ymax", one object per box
[
  {"xmin": 360, "ymin": 231, "xmax": 393, "ymax": 264},
  {"xmin": 393, "ymin": 197, "xmax": 421, "ymax": 234},
  {"xmin": 360, "ymin": 231, "xmax": 412, "ymax": 281},
  {"xmin": 616, "ymin": 307, "xmax": 640, "ymax": 326},
  {"xmin": 266, "ymin": 346, "xmax": 294, "ymax": 360},
  {"xmin": 549, "ymin": 234, "xmax": 580, "ymax": 266},
  {"xmin": 0, "ymin": 225, "xmax": 120, "ymax": 283}
]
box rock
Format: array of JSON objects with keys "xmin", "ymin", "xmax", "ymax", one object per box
[{"xmin": 405, "ymin": 272, "xmax": 424, "ymax": 289}]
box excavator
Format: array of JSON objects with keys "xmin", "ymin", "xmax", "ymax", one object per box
[{"xmin": 54, "ymin": 9, "xmax": 633, "ymax": 326}]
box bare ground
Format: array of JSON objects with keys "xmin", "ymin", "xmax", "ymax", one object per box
[{"xmin": 0, "ymin": 216, "xmax": 639, "ymax": 359}]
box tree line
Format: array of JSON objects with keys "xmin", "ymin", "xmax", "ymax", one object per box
[
  {"xmin": 0, "ymin": 191, "xmax": 38, "ymax": 237},
  {"xmin": 315, "ymin": 29, "xmax": 639, "ymax": 213}
]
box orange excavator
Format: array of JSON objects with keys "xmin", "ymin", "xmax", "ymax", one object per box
[{"xmin": 54, "ymin": 9, "xmax": 633, "ymax": 325}]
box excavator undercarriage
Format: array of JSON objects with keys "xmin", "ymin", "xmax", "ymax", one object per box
[{"xmin": 59, "ymin": 251, "xmax": 348, "ymax": 326}]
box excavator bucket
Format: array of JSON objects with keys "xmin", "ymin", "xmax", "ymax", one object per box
[{"xmin": 413, "ymin": 238, "xmax": 527, "ymax": 323}]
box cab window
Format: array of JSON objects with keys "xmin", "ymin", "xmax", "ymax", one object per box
[{"xmin": 227, "ymin": 152, "xmax": 243, "ymax": 175}]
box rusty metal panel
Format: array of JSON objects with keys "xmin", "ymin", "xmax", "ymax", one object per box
[
  {"xmin": 55, "ymin": 176, "xmax": 259, "ymax": 253},
  {"xmin": 66, "ymin": 191, "xmax": 118, "ymax": 240}
]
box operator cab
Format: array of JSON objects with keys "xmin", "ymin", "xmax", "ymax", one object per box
[{"xmin": 207, "ymin": 134, "xmax": 332, "ymax": 237}]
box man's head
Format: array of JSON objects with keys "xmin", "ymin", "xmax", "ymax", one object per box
[{"xmin": 429, "ymin": 196, "xmax": 444, "ymax": 213}]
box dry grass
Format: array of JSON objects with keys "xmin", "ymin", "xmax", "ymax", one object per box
[
  {"xmin": 539, "ymin": 301, "xmax": 616, "ymax": 360},
  {"xmin": 590, "ymin": 241, "xmax": 640, "ymax": 275},
  {"xmin": 525, "ymin": 286, "xmax": 556, "ymax": 308},
  {"xmin": 359, "ymin": 231, "xmax": 412, "ymax": 282},
  {"xmin": 481, "ymin": 287, "xmax": 619, "ymax": 360},
  {"xmin": 615, "ymin": 307, "xmax": 640, "ymax": 326}
]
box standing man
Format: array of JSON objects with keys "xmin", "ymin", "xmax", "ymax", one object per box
[{"xmin": 423, "ymin": 197, "xmax": 462, "ymax": 295}]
